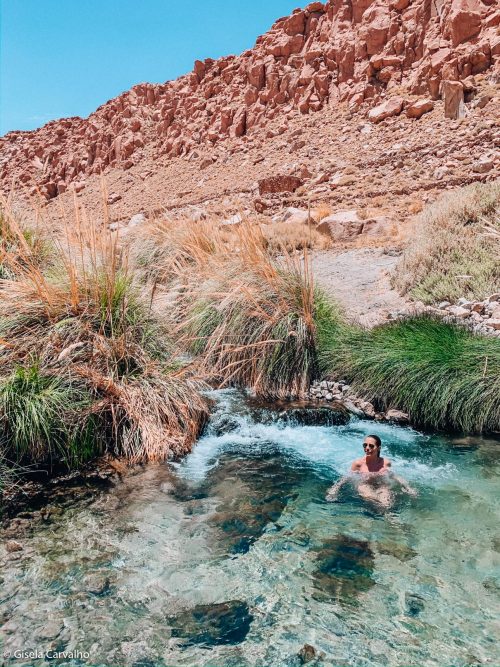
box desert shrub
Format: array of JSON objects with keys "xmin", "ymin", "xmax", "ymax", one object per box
[
  {"xmin": 393, "ymin": 181, "xmax": 500, "ymax": 304},
  {"xmin": 126, "ymin": 216, "xmax": 223, "ymax": 285},
  {"xmin": 321, "ymin": 314, "xmax": 500, "ymax": 432},
  {"xmin": 0, "ymin": 213, "xmax": 52, "ymax": 280}
]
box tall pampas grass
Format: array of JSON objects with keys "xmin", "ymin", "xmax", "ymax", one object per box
[{"xmin": 128, "ymin": 217, "xmax": 344, "ymax": 398}]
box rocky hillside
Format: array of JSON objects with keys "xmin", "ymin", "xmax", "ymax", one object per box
[{"xmin": 1, "ymin": 0, "xmax": 499, "ymax": 206}]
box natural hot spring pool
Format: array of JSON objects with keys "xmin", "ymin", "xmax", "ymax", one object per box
[{"xmin": 1, "ymin": 389, "xmax": 499, "ymax": 667}]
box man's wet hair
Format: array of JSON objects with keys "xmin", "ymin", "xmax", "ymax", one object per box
[{"xmin": 367, "ymin": 434, "xmax": 381, "ymax": 448}]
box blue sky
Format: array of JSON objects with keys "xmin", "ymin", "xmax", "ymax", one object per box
[{"xmin": 0, "ymin": 0, "xmax": 303, "ymax": 136}]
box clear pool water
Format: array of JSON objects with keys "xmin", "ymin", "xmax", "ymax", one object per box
[{"xmin": 1, "ymin": 389, "xmax": 499, "ymax": 667}]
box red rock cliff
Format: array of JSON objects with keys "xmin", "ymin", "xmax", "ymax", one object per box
[{"xmin": 1, "ymin": 0, "xmax": 498, "ymax": 199}]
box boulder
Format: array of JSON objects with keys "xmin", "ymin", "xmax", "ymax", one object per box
[
  {"xmin": 107, "ymin": 192, "xmax": 122, "ymax": 205},
  {"xmin": 406, "ymin": 99, "xmax": 434, "ymax": 119},
  {"xmin": 298, "ymin": 644, "xmax": 321, "ymax": 665},
  {"xmin": 447, "ymin": 305, "xmax": 470, "ymax": 318},
  {"xmin": 442, "ymin": 80, "xmax": 465, "ymax": 119},
  {"xmin": 316, "ymin": 210, "xmax": 364, "ymax": 240},
  {"xmin": 471, "ymin": 94, "xmax": 492, "ymax": 110},
  {"xmin": 385, "ymin": 409, "xmax": 410, "ymax": 424},
  {"xmin": 253, "ymin": 198, "xmax": 270, "ymax": 213},
  {"xmin": 220, "ymin": 213, "xmax": 243, "ymax": 226},
  {"xmin": 6, "ymin": 540, "xmax": 23, "ymax": 553},
  {"xmin": 272, "ymin": 207, "xmax": 310, "ymax": 224},
  {"xmin": 368, "ymin": 97, "xmax": 404, "ymax": 123},
  {"xmin": 472, "ymin": 157, "xmax": 494, "ymax": 173},
  {"xmin": 129, "ymin": 213, "xmax": 145, "ymax": 227},
  {"xmin": 258, "ymin": 175, "xmax": 303, "ymax": 195},
  {"xmin": 73, "ymin": 181, "xmax": 86, "ymax": 194},
  {"xmin": 362, "ymin": 217, "xmax": 394, "ymax": 237}
]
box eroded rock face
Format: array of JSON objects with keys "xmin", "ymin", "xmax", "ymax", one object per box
[{"xmin": 1, "ymin": 0, "xmax": 498, "ymax": 199}]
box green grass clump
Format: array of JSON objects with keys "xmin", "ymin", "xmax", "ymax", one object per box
[
  {"xmin": 321, "ymin": 314, "xmax": 500, "ymax": 432},
  {"xmin": 0, "ymin": 363, "xmax": 98, "ymax": 466},
  {"xmin": 393, "ymin": 181, "xmax": 500, "ymax": 304}
]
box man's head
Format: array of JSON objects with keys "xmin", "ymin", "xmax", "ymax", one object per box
[{"xmin": 363, "ymin": 434, "xmax": 381, "ymax": 455}]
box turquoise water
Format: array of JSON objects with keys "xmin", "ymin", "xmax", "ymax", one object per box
[{"xmin": 1, "ymin": 389, "xmax": 499, "ymax": 667}]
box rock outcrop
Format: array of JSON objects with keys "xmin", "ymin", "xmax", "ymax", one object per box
[{"xmin": 1, "ymin": 0, "xmax": 498, "ymax": 200}]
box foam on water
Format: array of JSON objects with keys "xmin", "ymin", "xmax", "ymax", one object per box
[{"xmin": 176, "ymin": 389, "xmax": 458, "ymax": 486}]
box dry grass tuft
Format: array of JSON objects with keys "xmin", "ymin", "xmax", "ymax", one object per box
[
  {"xmin": 313, "ymin": 203, "xmax": 332, "ymax": 221},
  {"xmin": 261, "ymin": 221, "xmax": 332, "ymax": 253},
  {"xmin": 393, "ymin": 181, "xmax": 500, "ymax": 304},
  {"xmin": 407, "ymin": 199, "xmax": 424, "ymax": 215}
]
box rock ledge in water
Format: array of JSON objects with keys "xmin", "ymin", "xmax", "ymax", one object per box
[{"xmin": 248, "ymin": 398, "xmax": 350, "ymax": 426}]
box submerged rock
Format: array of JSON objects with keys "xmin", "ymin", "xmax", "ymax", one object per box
[
  {"xmin": 167, "ymin": 600, "xmax": 253, "ymax": 646},
  {"xmin": 376, "ymin": 540, "xmax": 416, "ymax": 562},
  {"xmin": 84, "ymin": 573, "xmax": 112, "ymax": 597},
  {"xmin": 5, "ymin": 540, "xmax": 23, "ymax": 553},
  {"xmin": 405, "ymin": 592, "xmax": 425, "ymax": 616},
  {"xmin": 297, "ymin": 643, "xmax": 325, "ymax": 664},
  {"xmin": 205, "ymin": 413, "xmax": 241, "ymax": 436},
  {"xmin": 205, "ymin": 450, "xmax": 304, "ymax": 554},
  {"xmin": 312, "ymin": 535, "xmax": 375, "ymax": 604}
]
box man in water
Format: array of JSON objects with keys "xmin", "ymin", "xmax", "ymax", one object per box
[{"xmin": 325, "ymin": 434, "xmax": 417, "ymax": 508}]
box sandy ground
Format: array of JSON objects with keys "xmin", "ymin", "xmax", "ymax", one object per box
[{"xmin": 310, "ymin": 248, "xmax": 409, "ymax": 326}]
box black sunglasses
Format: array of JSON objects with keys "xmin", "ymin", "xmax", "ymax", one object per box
[{"xmin": 363, "ymin": 442, "xmax": 378, "ymax": 450}]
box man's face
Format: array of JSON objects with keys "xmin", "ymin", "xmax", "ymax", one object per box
[{"xmin": 363, "ymin": 437, "xmax": 379, "ymax": 455}]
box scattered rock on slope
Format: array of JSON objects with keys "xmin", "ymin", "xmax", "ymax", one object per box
[{"xmin": 1, "ymin": 0, "xmax": 499, "ymax": 200}]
